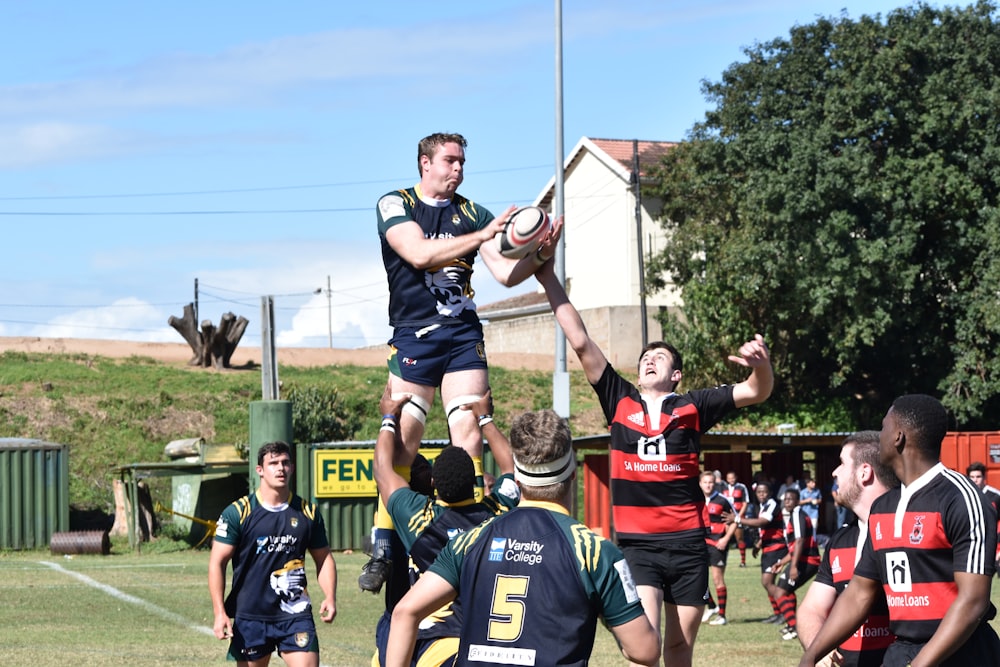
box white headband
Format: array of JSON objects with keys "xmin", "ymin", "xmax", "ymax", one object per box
[{"xmin": 513, "ymin": 449, "xmax": 575, "ymax": 487}]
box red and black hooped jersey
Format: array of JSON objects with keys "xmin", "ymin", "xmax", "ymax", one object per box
[
  {"xmin": 593, "ymin": 364, "xmax": 735, "ymax": 542},
  {"xmin": 815, "ymin": 522, "xmax": 893, "ymax": 667},
  {"xmin": 784, "ymin": 505, "xmax": 821, "ymax": 567},
  {"xmin": 703, "ymin": 491, "xmax": 735, "ymax": 544},
  {"xmin": 722, "ymin": 481, "xmax": 750, "ymax": 511},
  {"xmin": 855, "ymin": 464, "xmax": 998, "ymax": 643},
  {"xmin": 757, "ymin": 497, "xmax": 787, "ymax": 555}
]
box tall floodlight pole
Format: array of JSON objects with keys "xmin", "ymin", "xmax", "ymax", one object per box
[
  {"xmin": 633, "ymin": 140, "xmax": 649, "ymax": 346},
  {"xmin": 552, "ymin": 0, "xmax": 570, "ymax": 418}
]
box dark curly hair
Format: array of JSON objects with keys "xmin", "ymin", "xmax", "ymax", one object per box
[{"xmin": 431, "ymin": 445, "xmax": 475, "ymax": 503}]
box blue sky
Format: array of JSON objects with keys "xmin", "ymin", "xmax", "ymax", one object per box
[{"xmin": 2, "ymin": 0, "xmax": 912, "ymax": 349}]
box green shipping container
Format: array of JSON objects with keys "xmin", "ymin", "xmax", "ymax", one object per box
[{"xmin": 0, "ymin": 438, "xmax": 70, "ymax": 550}]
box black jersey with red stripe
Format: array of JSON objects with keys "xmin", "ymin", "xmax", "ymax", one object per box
[
  {"xmin": 703, "ymin": 491, "xmax": 735, "ymax": 545},
  {"xmin": 593, "ymin": 364, "xmax": 735, "ymax": 543},
  {"xmin": 815, "ymin": 522, "xmax": 893, "ymax": 667},
  {"xmin": 784, "ymin": 506, "xmax": 821, "ymax": 567},
  {"xmin": 855, "ymin": 464, "xmax": 998, "ymax": 642},
  {"xmin": 722, "ymin": 482, "xmax": 750, "ymax": 512},
  {"xmin": 757, "ymin": 497, "xmax": 787, "ymax": 555}
]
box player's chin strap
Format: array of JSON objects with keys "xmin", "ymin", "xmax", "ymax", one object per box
[
  {"xmin": 394, "ymin": 393, "xmax": 431, "ymax": 425},
  {"xmin": 514, "ymin": 449, "xmax": 575, "ymax": 487}
]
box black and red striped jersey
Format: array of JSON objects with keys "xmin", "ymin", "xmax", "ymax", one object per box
[
  {"xmin": 722, "ymin": 481, "xmax": 751, "ymax": 512},
  {"xmin": 758, "ymin": 497, "xmax": 787, "ymax": 555},
  {"xmin": 593, "ymin": 364, "xmax": 735, "ymax": 543},
  {"xmin": 815, "ymin": 522, "xmax": 893, "ymax": 667},
  {"xmin": 784, "ymin": 505, "xmax": 821, "ymax": 567},
  {"xmin": 703, "ymin": 491, "xmax": 735, "ymax": 545},
  {"xmin": 855, "ymin": 463, "xmax": 998, "ymax": 642}
]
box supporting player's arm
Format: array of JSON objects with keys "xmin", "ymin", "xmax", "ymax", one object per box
[
  {"xmin": 386, "ymin": 572, "xmax": 458, "ymax": 667},
  {"xmin": 459, "ymin": 389, "xmax": 514, "ymax": 476},
  {"xmin": 797, "ymin": 574, "xmax": 878, "ymax": 667},
  {"xmin": 208, "ymin": 540, "xmax": 236, "ymax": 640},
  {"xmin": 310, "ymin": 546, "xmax": 338, "ymax": 623},
  {"xmin": 373, "ymin": 384, "xmax": 411, "ymax": 505}
]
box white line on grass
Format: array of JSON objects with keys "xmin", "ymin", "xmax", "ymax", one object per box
[
  {"xmin": 39, "ymin": 560, "xmax": 216, "ymax": 637},
  {"xmin": 39, "ymin": 560, "xmax": 335, "ymax": 667}
]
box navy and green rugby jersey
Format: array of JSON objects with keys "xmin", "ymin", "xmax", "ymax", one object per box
[
  {"xmin": 377, "ymin": 185, "xmax": 495, "ymax": 329},
  {"xmin": 386, "ymin": 473, "xmax": 521, "ymax": 641},
  {"xmin": 429, "ymin": 501, "xmax": 645, "ymax": 667},
  {"xmin": 815, "ymin": 521, "xmax": 892, "ymax": 667},
  {"xmin": 214, "ymin": 492, "xmax": 329, "ymax": 621},
  {"xmin": 855, "ymin": 463, "xmax": 997, "ymax": 643}
]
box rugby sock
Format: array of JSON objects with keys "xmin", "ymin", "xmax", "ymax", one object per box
[
  {"xmin": 705, "ymin": 592, "xmax": 716, "ymax": 609},
  {"xmin": 738, "ymin": 540, "xmax": 746, "ymax": 564},
  {"xmin": 777, "ymin": 593, "xmax": 797, "ymax": 627},
  {"xmin": 768, "ymin": 594, "xmax": 781, "ymax": 616},
  {"xmin": 716, "ymin": 585, "xmax": 728, "ymax": 617},
  {"xmin": 472, "ymin": 455, "xmax": 484, "ymax": 502}
]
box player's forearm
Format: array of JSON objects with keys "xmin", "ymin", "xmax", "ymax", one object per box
[
  {"xmin": 386, "ymin": 608, "xmax": 420, "ymax": 667},
  {"xmin": 912, "ymin": 581, "xmax": 991, "ymax": 666},
  {"xmin": 316, "ymin": 553, "xmax": 338, "ymax": 605}
]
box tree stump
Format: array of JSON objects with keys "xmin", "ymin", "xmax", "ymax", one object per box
[
  {"xmin": 110, "ymin": 479, "xmax": 159, "ymax": 541},
  {"xmin": 168, "ymin": 303, "xmax": 248, "ymax": 369}
]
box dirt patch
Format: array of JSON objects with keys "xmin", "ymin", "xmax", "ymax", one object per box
[{"xmin": 0, "ymin": 336, "xmax": 558, "ymax": 372}]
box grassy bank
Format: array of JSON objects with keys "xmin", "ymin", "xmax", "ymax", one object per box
[{"xmin": 0, "ymin": 351, "xmax": 603, "ymax": 513}]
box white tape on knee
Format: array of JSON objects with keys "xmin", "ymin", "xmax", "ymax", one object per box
[
  {"xmin": 395, "ymin": 393, "xmax": 430, "ymax": 425},
  {"xmin": 445, "ymin": 394, "xmax": 482, "ymax": 428}
]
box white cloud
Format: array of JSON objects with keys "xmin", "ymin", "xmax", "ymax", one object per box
[{"xmin": 27, "ymin": 297, "xmax": 175, "ymax": 342}]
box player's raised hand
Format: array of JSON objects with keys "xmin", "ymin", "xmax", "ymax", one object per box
[{"xmin": 727, "ymin": 333, "xmax": 769, "ymax": 368}]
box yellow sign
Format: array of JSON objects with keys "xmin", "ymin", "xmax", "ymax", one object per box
[{"xmin": 314, "ymin": 449, "xmax": 376, "ymax": 498}]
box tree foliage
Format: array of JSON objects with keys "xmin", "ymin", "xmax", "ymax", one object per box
[
  {"xmin": 645, "ymin": 1, "xmax": 1000, "ymax": 428},
  {"xmin": 285, "ymin": 384, "xmax": 363, "ymax": 444}
]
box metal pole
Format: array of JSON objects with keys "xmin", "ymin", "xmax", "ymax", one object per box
[
  {"xmin": 552, "ymin": 0, "xmax": 570, "ymax": 418},
  {"xmin": 633, "ymin": 140, "xmax": 648, "ymax": 346},
  {"xmin": 260, "ymin": 296, "xmax": 279, "ymax": 401},
  {"xmin": 327, "ymin": 275, "xmax": 333, "ymax": 349},
  {"xmin": 194, "ymin": 277, "xmax": 199, "ymax": 325}
]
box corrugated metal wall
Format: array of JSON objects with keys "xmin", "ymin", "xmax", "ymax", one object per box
[{"xmin": 0, "ymin": 439, "xmax": 69, "ymax": 550}]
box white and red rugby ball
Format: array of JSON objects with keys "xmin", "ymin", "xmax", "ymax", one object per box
[{"xmin": 496, "ymin": 206, "xmax": 551, "ymax": 259}]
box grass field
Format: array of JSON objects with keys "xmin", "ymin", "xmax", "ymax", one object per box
[{"xmin": 5, "ymin": 543, "xmax": 999, "ymax": 666}]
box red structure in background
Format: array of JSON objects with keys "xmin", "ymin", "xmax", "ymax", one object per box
[{"xmin": 580, "ymin": 431, "xmax": 1000, "ymax": 541}]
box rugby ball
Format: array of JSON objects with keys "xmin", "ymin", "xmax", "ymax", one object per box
[{"xmin": 496, "ymin": 206, "xmax": 550, "ymax": 259}]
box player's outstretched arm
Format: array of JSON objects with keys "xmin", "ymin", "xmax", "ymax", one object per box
[
  {"xmin": 729, "ymin": 333, "xmax": 774, "ymax": 408},
  {"xmin": 535, "ymin": 257, "xmax": 609, "ymax": 384},
  {"xmin": 373, "ymin": 384, "xmax": 411, "ymax": 505},
  {"xmin": 796, "ymin": 579, "xmax": 837, "ymax": 650}
]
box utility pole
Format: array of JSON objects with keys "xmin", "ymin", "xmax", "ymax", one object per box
[
  {"xmin": 632, "ymin": 140, "xmax": 648, "ymax": 346},
  {"xmin": 326, "ymin": 275, "xmax": 333, "ymax": 349}
]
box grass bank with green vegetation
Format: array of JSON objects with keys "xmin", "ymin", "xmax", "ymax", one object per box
[{"xmin": 0, "ymin": 349, "xmax": 806, "ymax": 517}]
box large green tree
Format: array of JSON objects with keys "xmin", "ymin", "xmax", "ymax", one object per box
[{"xmin": 646, "ymin": 1, "xmax": 1000, "ymax": 428}]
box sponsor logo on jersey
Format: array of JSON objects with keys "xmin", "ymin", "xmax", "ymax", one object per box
[
  {"xmin": 488, "ymin": 536, "xmax": 545, "ymax": 565},
  {"xmin": 215, "ymin": 518, "xmax": 229, "ymax": 539},
  {"xmin": 885, "ymin": 551, "xmax": 911, "ymax": 593},
  {"xmin": 627, "ymin": 411, "xmax": 645, "ymax": 427},
  {"xmin": 909, "ymin": 515, "xmax": 924, "ymax": 545},
  {"xmin": 831, "ymin": 555, "xmax": 841, "ymax": 575},
  {"xmin": 637, "ymin": 433, "xmax": 666, "ymax": 461},
  {"xmin": 489, "ymin": 537, "xmax": 506, "ymax": 562}
]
